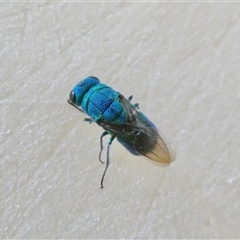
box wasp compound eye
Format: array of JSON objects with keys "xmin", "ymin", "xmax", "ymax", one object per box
[{"xmin": 69, "ymin": 90, "xmax": 76, "ymax": 103}]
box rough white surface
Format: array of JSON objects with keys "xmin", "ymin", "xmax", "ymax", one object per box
[{"xmin": 1, "ymin": 2, "xmax": 240, "ymax": 239}]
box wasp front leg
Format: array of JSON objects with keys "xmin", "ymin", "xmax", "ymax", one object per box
[{"xmin": 84, "ymin": 118, "xmax": 94, "ymax": 123}]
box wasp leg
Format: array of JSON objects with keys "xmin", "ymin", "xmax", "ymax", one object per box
[
  {"xmin": 127, "ymin": 95, "xmax": 139, "ymax": 109},
  {"xmin": 84, "ymin": 118, "xmax": 94, "ymax": 124},
  {"xmin": 128, "ymin": 95, "xmax": 133, "ymax": 102},
  {"xmin": 101, "ymin": 136, "xmax": 115, "ymax": 189},
  {"xmin": 132, "ymin": 103, "xmax": 139, "ymax": 109},
  {"xmin": 99, "ymin": 131, "xmax": 108, "ymax": 164}
]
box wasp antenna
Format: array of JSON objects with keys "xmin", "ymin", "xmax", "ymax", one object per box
[{"xmin": 67, "ymin": 99, "xmax": 84, "ymax": 112}]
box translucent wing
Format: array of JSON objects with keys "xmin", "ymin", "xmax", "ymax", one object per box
[{"xmin": 97, "ymin": 94, "xmax": 171, "ymax": 164}]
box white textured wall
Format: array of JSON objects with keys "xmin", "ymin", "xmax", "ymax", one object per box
[{"xmin": 1, "ymin": 2, "xmax": 240, "ymax": 239}]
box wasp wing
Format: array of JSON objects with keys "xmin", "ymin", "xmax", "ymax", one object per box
[{"xmin": 97, "ymin": 94, "xmax": 171, "ymax": 164}]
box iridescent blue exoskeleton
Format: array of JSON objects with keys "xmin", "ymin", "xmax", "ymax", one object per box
[{"xmin": 68, "ymin": 76, "xmax": 171, "ymax": 188}]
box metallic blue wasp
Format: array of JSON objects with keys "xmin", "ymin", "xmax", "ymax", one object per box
[{"xmin": 68, "ymin": 76, "xmax": 171, "ymax": 188}]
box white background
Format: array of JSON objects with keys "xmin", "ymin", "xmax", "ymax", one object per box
[{"xmin": 1, "ymin": 2, "xmax": 240, "ymax": 238}]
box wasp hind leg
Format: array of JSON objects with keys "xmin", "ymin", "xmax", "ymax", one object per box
[
  {"xmin": 99, "ymin": 131, "xmax": 109, "ymax": 163},
  {"xmin": 128, "ymin": 95, "xmax": 139, "ymax": 109},
  {"xmin": 101, "ymin": 135, "xmax": 115, "ymax": 189}
]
